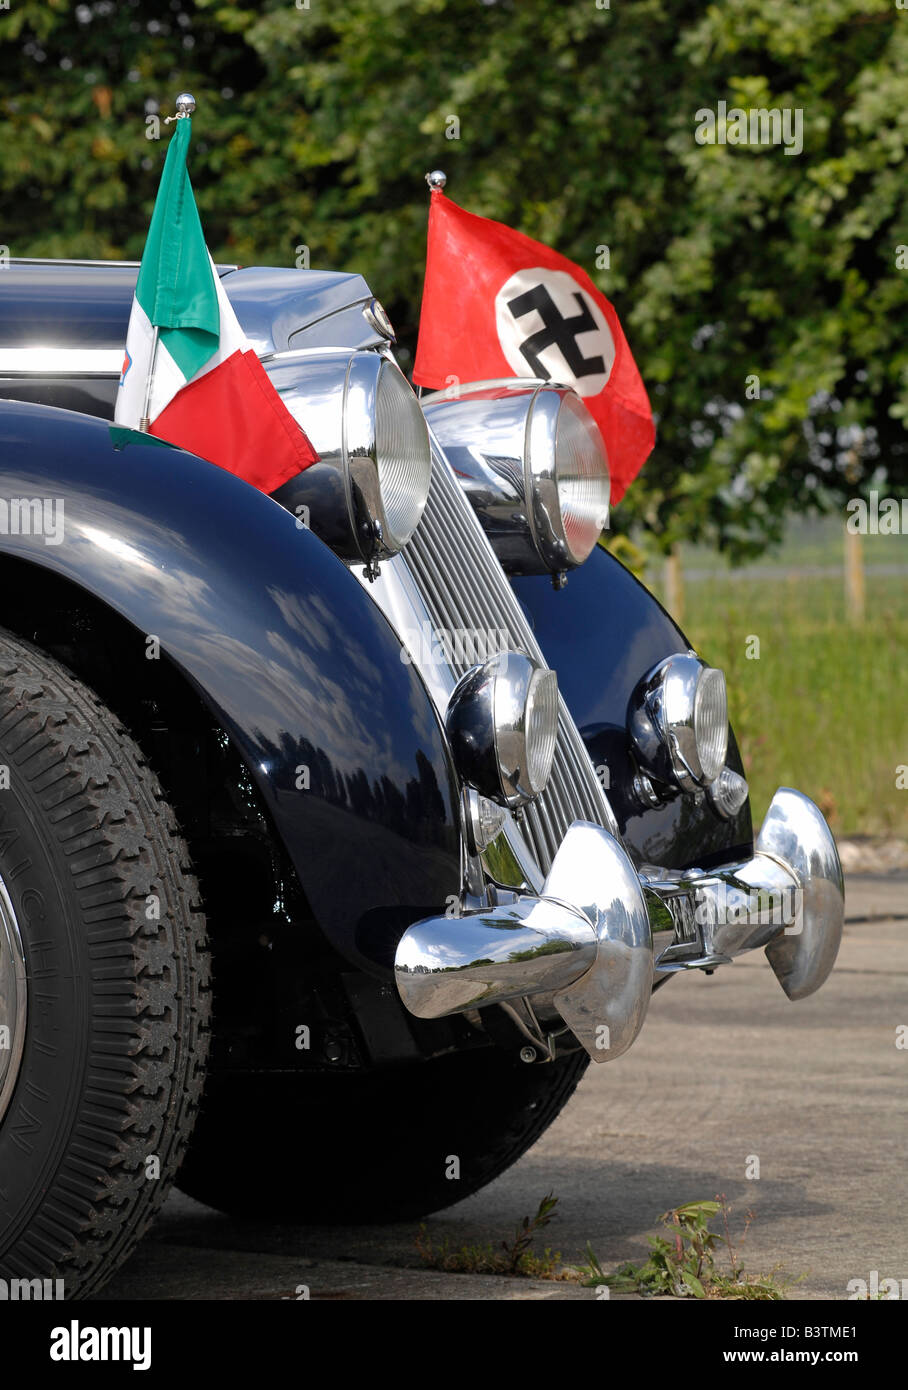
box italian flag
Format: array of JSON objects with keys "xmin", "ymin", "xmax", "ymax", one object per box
[{"xmin": 115, "ymin": 114, "xmax": 317, "ymax": 493}]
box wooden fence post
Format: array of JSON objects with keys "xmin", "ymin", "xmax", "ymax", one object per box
[
  {"xmin": 664, "ymin": 542, "xmax": 685, "ymax": 623},
  {"xmin": 844, "ymin": 525, "xmax": 865, "ymax": 625}
]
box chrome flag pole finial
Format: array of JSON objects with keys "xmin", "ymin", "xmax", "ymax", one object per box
[
  {"xmin": 165, "ymin": 92, "xmax": 196, "ymax": 124},
  {"xmin": 425, "ymin": 170, "xmax": 447, "ymax": 191},
  {"xmin": 140, "ymin": 91, "xmax": 197, "ymax": 428}
]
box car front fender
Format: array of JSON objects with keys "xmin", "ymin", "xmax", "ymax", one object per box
[
  {"xmin": 0, "ymin": 400, "xmax": 461, "ymax": 973},
  {"xmin": 511, "ymin": 544, "xmax": 753, "ymax": 869}
]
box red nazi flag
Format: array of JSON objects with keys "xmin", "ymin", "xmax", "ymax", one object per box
[{"xmin": 413, "ymin": 191, "xmax": 654, "ymax": 503}]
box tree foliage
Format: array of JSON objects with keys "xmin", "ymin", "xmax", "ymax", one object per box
[{"xmin": 1, "ymin": 0, "xmax": 905, "ymax": 555}]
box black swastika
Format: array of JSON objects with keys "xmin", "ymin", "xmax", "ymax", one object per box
[{"xmin": 506, "ymin": 283, "xmax": 605, "ymax": 380}]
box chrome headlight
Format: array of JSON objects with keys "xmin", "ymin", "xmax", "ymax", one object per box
[
  {"xmin": 528, "ymin": 387, "xmax": 611, "ymax": 569},
  {"xmin": 627, "ymin": 652, "xmax": 729, "ymax": 793},
  {"xmin": 445, "ymin": 652, "xmax": 559, "ymax": 808},
  {"xmin": 268, "ymin": 349, "xmax": 431, "ymax": 568},
  {"xmin": 421, "ymin": 381, "xmax": 610, "ymax": 578}
]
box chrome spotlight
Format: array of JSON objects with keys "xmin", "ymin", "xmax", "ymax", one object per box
[
  {"xmin": 267, "ymin": 349, "xmax": 431, "ymax": 569},
  {"xmin": 627, "ymin": 652, "xmax": 729, "ymax": 793},
  {"xmin": 445, "ymin": 652, "xmax": 559, "ymax": 808}
]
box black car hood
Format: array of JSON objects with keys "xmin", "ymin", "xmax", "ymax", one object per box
[{"xmin": 0, "ymin": 262, "xmax": 382, "ymax": 355}]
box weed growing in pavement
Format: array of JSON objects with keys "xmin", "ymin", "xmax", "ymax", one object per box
[
  {"xmin": 416, "ymin": 1192, "xmax": 572, "ymax": 1278},
  {"xmin": 417, "ymin": 1192, "xmax": 807, "ymax": 1294},
  {"xmin": 575, "ymin": 1196, "xmax": 805, "ymax": 1299}
]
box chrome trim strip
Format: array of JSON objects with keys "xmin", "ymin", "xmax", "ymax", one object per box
[
  {"xmin": 260, "ymin": 345, "xmax": 365, "ymax": 364},
  {"xmin": 0, "ymin": 347, "xmax": 123, "ymax": 374},
  {"xmin": 5, "ymin": 257, "xmax": 142, "ymax": 268},
  {"xmin": 4, "ymin": 257, "xmax": 238, "ymax": 271}
]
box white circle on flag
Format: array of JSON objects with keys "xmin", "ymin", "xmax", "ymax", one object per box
[{"xmin": 494, "ymin": 268, "xmax": 615, "ymax": 398}]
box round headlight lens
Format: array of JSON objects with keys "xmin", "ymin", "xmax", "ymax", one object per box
[
  {"xmin": 554, "ymin": 393, "xmax": 611, "ymax": 565},
  {"xmin": 375, "ymin": 360, "xmax": 432, "ymax": 551},
  {"xmin": 525, "ymin": 667, "xmax": 559, "ymax": 794},
  {"xmin": 693, "ymin": 666, "xmax": 728, "ymax": 784}
]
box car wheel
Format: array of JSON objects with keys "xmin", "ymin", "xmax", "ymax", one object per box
[
  {"xmin": 0, "ymin": 629, "xmax": 210, "ymax": 1300},
  {"xmin": 178, "ymin": 1045, "xmax": 589, "ymax": 1223}
]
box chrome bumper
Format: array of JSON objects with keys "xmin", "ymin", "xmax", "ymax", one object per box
[{"xmin": 394, "ymin": 788, "xmax": 844, "ymax": 1063}]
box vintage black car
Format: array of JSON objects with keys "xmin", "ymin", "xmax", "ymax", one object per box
[{"xmin": 0, "ymin": 258, "xmax": 843, "ymax": 1299}]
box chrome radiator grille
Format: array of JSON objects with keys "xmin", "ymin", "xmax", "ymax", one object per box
[{"xmin": 402, "ymin": 440, "xmax": 618, "ymax": 874}]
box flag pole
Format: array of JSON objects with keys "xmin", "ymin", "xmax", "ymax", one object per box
[
  {"xmin": 139, "ymin": 91, "xmax": 196, "ymax": 433},
  {"xmin": 138, "ymin": 327, "xmax": 159, "ymax": 433},
  {"xmin": 415, "ymin": 171, "xmax": 446, "ymax": 400}
]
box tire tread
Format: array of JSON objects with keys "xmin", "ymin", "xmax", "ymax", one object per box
[{"xmin": 0, "ymin": 631, "xmax": 210, "ymax": 1299}]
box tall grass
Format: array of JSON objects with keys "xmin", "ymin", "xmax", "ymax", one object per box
[{"xmin": 671, "ymin": 574, "xmax": 907, "ymax": 837}]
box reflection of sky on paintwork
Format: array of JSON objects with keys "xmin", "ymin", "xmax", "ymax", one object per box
[
  {"xmin": 79, "ymin": 526, "xmax": 157, "ymax": 573},
  {"xmin": 270, "ymin": 582, "xmax": 440, "ymax": 751},
  {"xmin": 11, "ymin": 460, "xmax": 434, "ymax": 788},
  {"xmin": 266, "ymin": 584, "xmax": 439, "ymax": 772},
  {"xmin": 272, "ymin": 589, "xmax": 439, "ymax": 761}
]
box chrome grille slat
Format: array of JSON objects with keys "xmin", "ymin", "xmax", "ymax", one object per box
[
  {"xmin": 420, "ymin": 514, "xmax": 503, "ymax": 639},
  {"xmin": 532, "ymin": 740, "xmax": 573, "ymax": 860},
  {"xmin": 424, "ymin": 498, "xmax": 509, "ymax": 638},
  {"xmin": 403, "ymin": 436, "xmax": 619, "ymax": 873}
]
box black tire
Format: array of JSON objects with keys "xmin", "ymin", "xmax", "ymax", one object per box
[
  {"xmin": 178, "ymin": 1045, "xmax": 588, "ymax": 1223},
  {"xmin": 0, "ymin": 629, "xmax": 210, "ymax": 1300}
]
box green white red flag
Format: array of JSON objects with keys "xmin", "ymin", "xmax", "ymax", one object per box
[{"xmin": 115, "ymin": 114, "xmax": 317, "ymax": 492}]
